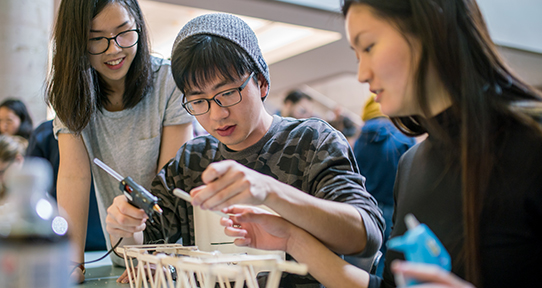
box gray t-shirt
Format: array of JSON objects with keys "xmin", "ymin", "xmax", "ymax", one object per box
[{"xmin": 53, "ymin": 57, "xmax": 192, "ymax": 258}]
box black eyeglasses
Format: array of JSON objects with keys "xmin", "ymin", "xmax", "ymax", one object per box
[
  {"xmin": 182, "ymin": 72, "xmax": 256, "ymax": 116},
  {"xmin": 88, "ymin": 29, "xmax": 139, "ymax": 55}
]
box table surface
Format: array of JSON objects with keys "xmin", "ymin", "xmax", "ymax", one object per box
[{"xmin": 76, "ymin": 251, "xmax": 126, "ymax": 287}]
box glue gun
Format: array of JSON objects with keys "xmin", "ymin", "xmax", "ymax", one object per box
[
  {"xmin": 93, "ymin": 158, "xmax": 162, "ymax": 221},
  {"xmin": 387, "ymin": 214, "xmax": 451, "ymax": 286}
]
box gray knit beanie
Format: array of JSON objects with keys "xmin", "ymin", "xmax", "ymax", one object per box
[{"xmin": 172, "ymin": 13, "xmax": 270, "ymax": 88}]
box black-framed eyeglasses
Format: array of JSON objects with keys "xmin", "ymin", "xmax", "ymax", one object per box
[
  {"xmin": 88, "ymin": 29, "xmax": 140, "ymax": 55},
  {"xmin": 182, "ymin": 72, "xmax": 256, "ymax": 116}
]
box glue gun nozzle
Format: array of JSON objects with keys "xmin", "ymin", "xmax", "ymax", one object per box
[{"xmin": 153, "ymin": 204, "xmax": 163, "ymax": 214}]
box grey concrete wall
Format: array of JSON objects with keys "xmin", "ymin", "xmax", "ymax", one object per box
[{"xmin": 0, "ymin": 0, "xmax": 54, "ymax": 126}]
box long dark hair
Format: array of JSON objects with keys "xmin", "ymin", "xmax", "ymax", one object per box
[
  {"xmin": 342, "ymin": 0, "xmax": 542, "ymax": 286},
  {"xmin": 0, "ymin": 99, "xmax": 33, "ymax": 139},
  {"xmin": 47, "ymin": 0, "xmax": 153, "ymax": 134}
]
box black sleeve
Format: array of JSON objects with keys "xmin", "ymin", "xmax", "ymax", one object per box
[
  {"xmin": 143, "ymin": 156, "xmax": 193, "ymax": 246},
  {"xmin": 368, "ymin": 274, "xmax": 383, "ymax": 288},
  {"xmin": 308, "ymin": 129, "xmax": 385, "ymax": 257},
  {"xmin": 26, "ymin": 124, "xmax": 49, "ymax": 158}
]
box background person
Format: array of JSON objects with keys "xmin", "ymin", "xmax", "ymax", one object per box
[
  {"xmin": 0, "ymin": 135, "xmax": 27, "ymax": 200},
  {"xmin": 280, "ymin": 90, "xmax": 314, "ymax": 119},
  {"xmin": 220, "ymin": 0, "xmax": 542, "ymax": 287},
  {"xmin": 328, "ymin": 105, "xmax": 357, "ymax": 140},
  {"xmin": 26, "ymin": 120, "xmax": 106, "ymax": 251},
  {"xmin": 46, "ymin": 0, "xmax": 193, "ymax": 282},
  {"xmin": 0, "ymin": 99, "xmax": 33, "ymax": 140},
  {"xmin": 352, "ymin": 94, "xmax": 416, "ymax": 276}
]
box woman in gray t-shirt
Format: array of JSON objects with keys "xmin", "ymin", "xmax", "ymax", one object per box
[{"xmin": 46, "ymin": 0, "xmax": 193, "ymax": 283}]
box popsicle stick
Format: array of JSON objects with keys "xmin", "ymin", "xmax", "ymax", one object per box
[{"xmin": 173, "ymin": 188, "xmax": 229, "ymax": 218}]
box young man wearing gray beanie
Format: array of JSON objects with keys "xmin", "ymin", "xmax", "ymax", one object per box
[{"xmin": 106, "ymin": 13, "xmax": 384, "ymax": 287}]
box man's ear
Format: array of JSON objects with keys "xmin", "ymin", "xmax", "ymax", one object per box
[{"xmin": 257, "ymin": 74, "xmax": 269, "ymax": 100}]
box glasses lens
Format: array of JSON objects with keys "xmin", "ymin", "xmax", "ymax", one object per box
[
  {"xmin": 183, "ymin": 87, "xmax": 242, "ymax": 115},
  {"xmin": 116, "ymin": 30, "xmax": 139, "ymax": 48},
  {"xmin": 216, "ymin": 89, "xmax": 241, "ymax": 107},
  {"xmin": 89, "ymin": 38, "xmax": 109, "ymax": 55},
  {"xmin": 88, "ymin": 30, "xmax": 139, "ymax": 55},
  {"xmin": 186, "ymin": 99, "xmax": 209, "ymax": 115}
]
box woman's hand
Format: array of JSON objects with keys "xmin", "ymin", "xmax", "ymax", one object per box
[
  {"xmin": 116, "ymin": 264, "xmax": 165, "ymax": 284},
  {"xmin": 106, "ymin": 195, "xmax": 148, "ymax": 239},
  {"xmin": 71, "ymin": 266, "xmax": 85, "ymax": 284},
  {"xmin": 117, "ymin": 269, "xmax": 131, "ymax": 284},
  {"xmin": 220, "ymin": 206, "xmax": 298, "ymax": 253},
  {"xmin": 391, "ymin": 261, "xmax": 475, "ymax": 288}
]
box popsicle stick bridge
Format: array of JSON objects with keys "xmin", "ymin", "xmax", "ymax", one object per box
[{"xmin": 117, "ymin": 244, "xmax": 308, "ymax": 288}]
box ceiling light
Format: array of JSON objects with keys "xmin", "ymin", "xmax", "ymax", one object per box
[{"xmin": 139, "ymin": 0, "xmax": 341, "ymax": 64}]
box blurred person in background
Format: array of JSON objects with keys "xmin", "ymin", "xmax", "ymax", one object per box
[
  {"xmin": 351, "ymin": 94, "xmax": 416, "ymax": 276},
  {"xmin": 26, "ymin": 120, "xmax": 106, "ymax": 252},
  {"xmin": 280, "ymin": 90, "xmax": 314, "ymax": 119},
  {"xmin": 328, "ymin": 106, "xmax": 357, "ymax": 140},
  {"xmin": 0, "ymin": 135, "xmax": 27, "ymax": 200},
  {"xmin": 0, "ymin": 99, "xmax": 33, "ymax": 140}
]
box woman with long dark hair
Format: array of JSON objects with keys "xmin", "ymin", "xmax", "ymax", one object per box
[
  {"xmin": 47, "ymin": 0, "xmax": 193, "ymax": 282},
  {"xmin": 0, "ymin": 99, "xmax": 33, "ymax": 139},
  {"xmin": 220, "ymin": 0, "xmax": 542, "ymax": 287}
]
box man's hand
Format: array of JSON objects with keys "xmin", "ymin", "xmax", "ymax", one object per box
[
  {"xmin": 190, "ymin": 160, "xmax": 275, "ymax": 211},
  {"xmin": 106, "ymin": 195, "xmax": 148, "ymax": 238}
]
